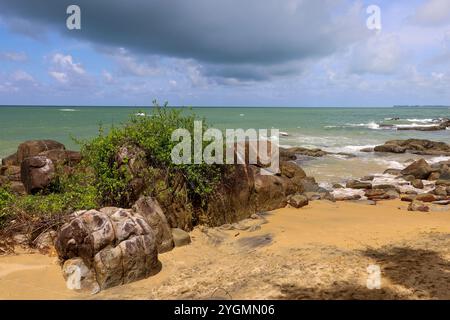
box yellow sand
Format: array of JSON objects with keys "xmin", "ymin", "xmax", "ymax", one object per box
[{"xmin": 1, "ymin": 200, "xmax": 450, "ymax": 300}]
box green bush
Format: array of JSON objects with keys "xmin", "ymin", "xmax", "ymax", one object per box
[
  {"xmin": 0, "ymin": 187, "xmax": 15, "ymax": 226},
  {"xmin": 81, "ymin": 101, "xmax": 223, "ymax": 207},
  {"xmin": 0, "ymin": 167, "xmax": 98, "ymax": 229}
]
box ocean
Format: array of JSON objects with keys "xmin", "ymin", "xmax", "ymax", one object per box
[{"xmin": 1, "ymin": 106, "xmax": 450, "ymax": 186}]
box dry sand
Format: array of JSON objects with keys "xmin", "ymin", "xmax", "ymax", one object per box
[{"xmin": 1, "ymin": 199, "xmax": 450, "ymax": 300}]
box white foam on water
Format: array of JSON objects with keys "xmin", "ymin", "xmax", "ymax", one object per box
[
  {"xmin": 324, "ymin": 144, "xmax": 377, "ymax": 154},
  {"xmin": 394, "ymin": 123, "xmax": 438, "ymax": 129},
  {"xmin": 135, "ymin": 112, "xmax": 146, "ymax": 117},
  {"xmin": 405, "ymin": 118, "xmax": 437, "ymax": 123},
  {"xmin": 344, "ymin": 121, "xmax": 382, "ymax": 130},
  {"xmin": 59, "ymin": 108, "xmax": 78, "ymax": 112},
  {"xmin": 331, "ymin": 188, "xmax": 366, "ymax": 200},
  {"xmin": 428, "ymin": 156, "xmax": 450, "ymax": 164},
  {"xmin": 372, "ymin": 159, "xmax": 406, "ymax": 170}
]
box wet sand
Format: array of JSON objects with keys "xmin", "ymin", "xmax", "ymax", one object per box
[{"xmin": 1, "ymin": 199, "xmax": 450, "ymax": 300}]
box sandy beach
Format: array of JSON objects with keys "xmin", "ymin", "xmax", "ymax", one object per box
[{"xmin": 1, "ymin": 199, "xmax": 450, "ymax": 300}]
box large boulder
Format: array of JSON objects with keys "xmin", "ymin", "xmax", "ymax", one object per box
[
  {"xmin": 132, "ymin": 196, "xmax": 174, "ymax": 253},
  {"xmin": 55, "ymin": 207, "xmax": 161, "ymax": 291},
  {"xmin": 20, "ymin": 156, "xmax": 55, "ymax": 194},
  {"xmin": 280, "ymin": 161, "xmax": 306, "ymax": 179},
  {"xmin": 254, "ymin": 174, "xmax": 288, "ymax": 211},
  {"xmin": 17, "ymin": 140, "xmax": 65, "ymax": 164},
  {"xmin": 203, "ymin": 164, "xmax": 257, "ymax": 227},
  {"xmin": 401, "ymin": 159, "xmax": 432, "ymax": 180}
]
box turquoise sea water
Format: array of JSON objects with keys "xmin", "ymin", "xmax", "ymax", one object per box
[{"xmin": 1, "ymin": 106, "xmax": 449, "ymax": 184}]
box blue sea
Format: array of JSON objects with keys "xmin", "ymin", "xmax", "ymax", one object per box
[{"xmin": 1, "ymin": 106, "xmax": 449, "ymax": 185}]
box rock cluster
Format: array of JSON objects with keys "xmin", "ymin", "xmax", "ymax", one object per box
[
  {"xmin": 0, "ymin": 140, "xmax": 81, "ymax": 194},
  {"xmin": 55, "ymin": 196, "xmax": 178, "ymax": 292},
  {"xmin": 336, "ymin": 156, "xmax": 450, "ymax": 211},
  {"xmin": 372, "ymin": 139, "xmax": 450, "ymax": 156}
]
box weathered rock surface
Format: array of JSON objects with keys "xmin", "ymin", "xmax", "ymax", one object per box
[
  {"xmin": 346, "ymin": 180, "xmax": 372, "ymax": 189},
  {"xmin": 1, "ymin": 140, "xmax": 81, "ymax": 194},
  {"xmin": 17, "ymin": 140, "xmax": 66, "ymax": 164},
  {"xmin": 411, "ymin": 179, "xmax": 424, "ymax": 189},
  {"xmin": 20, "ymin": 156, "xmax": 55, "ymax": 194},
  {"xmin": 56, "ymin": 207, "xmax": 161, "ymax": 291},
  {"xmin": 415, "ymin": 194, "xmax": 436, "ymax": 203},
  {"xmin": 171, "ymin": 228, "xmax": 191, "ymax": 247},
  {"xmin": 408, "ymin": 201, "xmax": 430, "ymax": 212},
  {"xmin": 132, "ymin": 196, "xmax": 174, "ymax": 253},
  {"xmin": 287, "ymin": 194, "xmax": 309, "ymax": 208},
  {"xmin": 400, "ymin": 159, "xmax": 432, "ymax": 180}
]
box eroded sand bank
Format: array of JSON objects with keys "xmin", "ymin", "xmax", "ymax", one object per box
[{"xmin": 1, "ymin": 200, "xmax": 450, "ymax": 300}]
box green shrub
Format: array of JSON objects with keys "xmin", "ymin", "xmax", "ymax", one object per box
[
  {"xmin": 0, "ymin": 167, "xmax": 98, "ymax": 230},
  {"xmin": 81, "ymin": 101, "xmax": 223, "ymax": 208},
  {"xmin": 0, "ymin": 187, "xmax": 15, "ymax": 226}
]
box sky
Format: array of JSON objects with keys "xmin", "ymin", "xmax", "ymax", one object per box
[{"xmin": 0, "ymin": 0, "xmax": 449, "ymax": 107}]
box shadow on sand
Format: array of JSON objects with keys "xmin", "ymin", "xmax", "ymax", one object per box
[{"xmin": 277, "ymin": 246, "xmax": 450, "ymax": 300}]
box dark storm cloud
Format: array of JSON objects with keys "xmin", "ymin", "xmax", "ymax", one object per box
[{"xmin": 0, "ymin": 0, "xmax": 367, "ymax": 80}]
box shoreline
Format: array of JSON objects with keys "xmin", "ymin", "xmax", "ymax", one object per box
[{"xmin": 2, "ymin": 199, "xmax": 450, "ymax": 300}]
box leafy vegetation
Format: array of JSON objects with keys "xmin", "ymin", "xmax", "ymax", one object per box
[
  {"xmin": 81, "ymin": 100, "xmax": 224, "ymax": 207},
  {"xmin": 0, "ymin": 101, "xmax": 225, "ymax": 237}
]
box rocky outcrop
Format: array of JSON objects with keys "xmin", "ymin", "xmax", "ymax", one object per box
[
  {"xmin": 132, "ymin": 196, "xmax": 174, "ymax": 253},
  {"xmin": 20, "ymin": 156, "xmax": 55, "ymax": 194},
  {"xmin": 373, "ymin": 139, "xmax": 450, "ymax": 156},
  {"xmin": 56, "ymin": 206, "xmax": 161, "ymax": 292},
  {"xmin": 400, "ymin": 159, "xmax": 433, "ymax": 180},
  {"xmin": 16, "ymin": 140, "xmax": 65, "ymax": 165},
  {"xmin": 279, "ymin": 146, "xmax": 356, "ymax": 161},
  {"xmin": 1, "ymin": 140, "xmax": 80, "ymax": 194}
]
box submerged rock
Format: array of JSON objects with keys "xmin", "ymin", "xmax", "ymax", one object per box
[{"xmin": 374, "ymin": 139, "xmax": 450, "ymax": 156}]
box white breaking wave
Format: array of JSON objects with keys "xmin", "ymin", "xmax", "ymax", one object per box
[
  {"xmin": 324, "ymin": 144, "xmax": 377, "ymax": 154},
  {"xmin": 344, "ymin": 122, "xmax": 382, "ymax": 130},
  {"xmin": 373, "ymin": 159, "xmax": 405, "ymax": 170},
  {"xmin": 394, "ymin": 123, "xmax": 438, "ymax": 129},
  {"xmin": 405, "ymin": 118, "xmax": 437, "ymax": 123},
  {"xmin": 428, "ymin": 156, "xmax": 450, "ymax": 164},
  {"xmin": 59, "ymin": 108, "xmax": 78, "ymax": 112}
]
